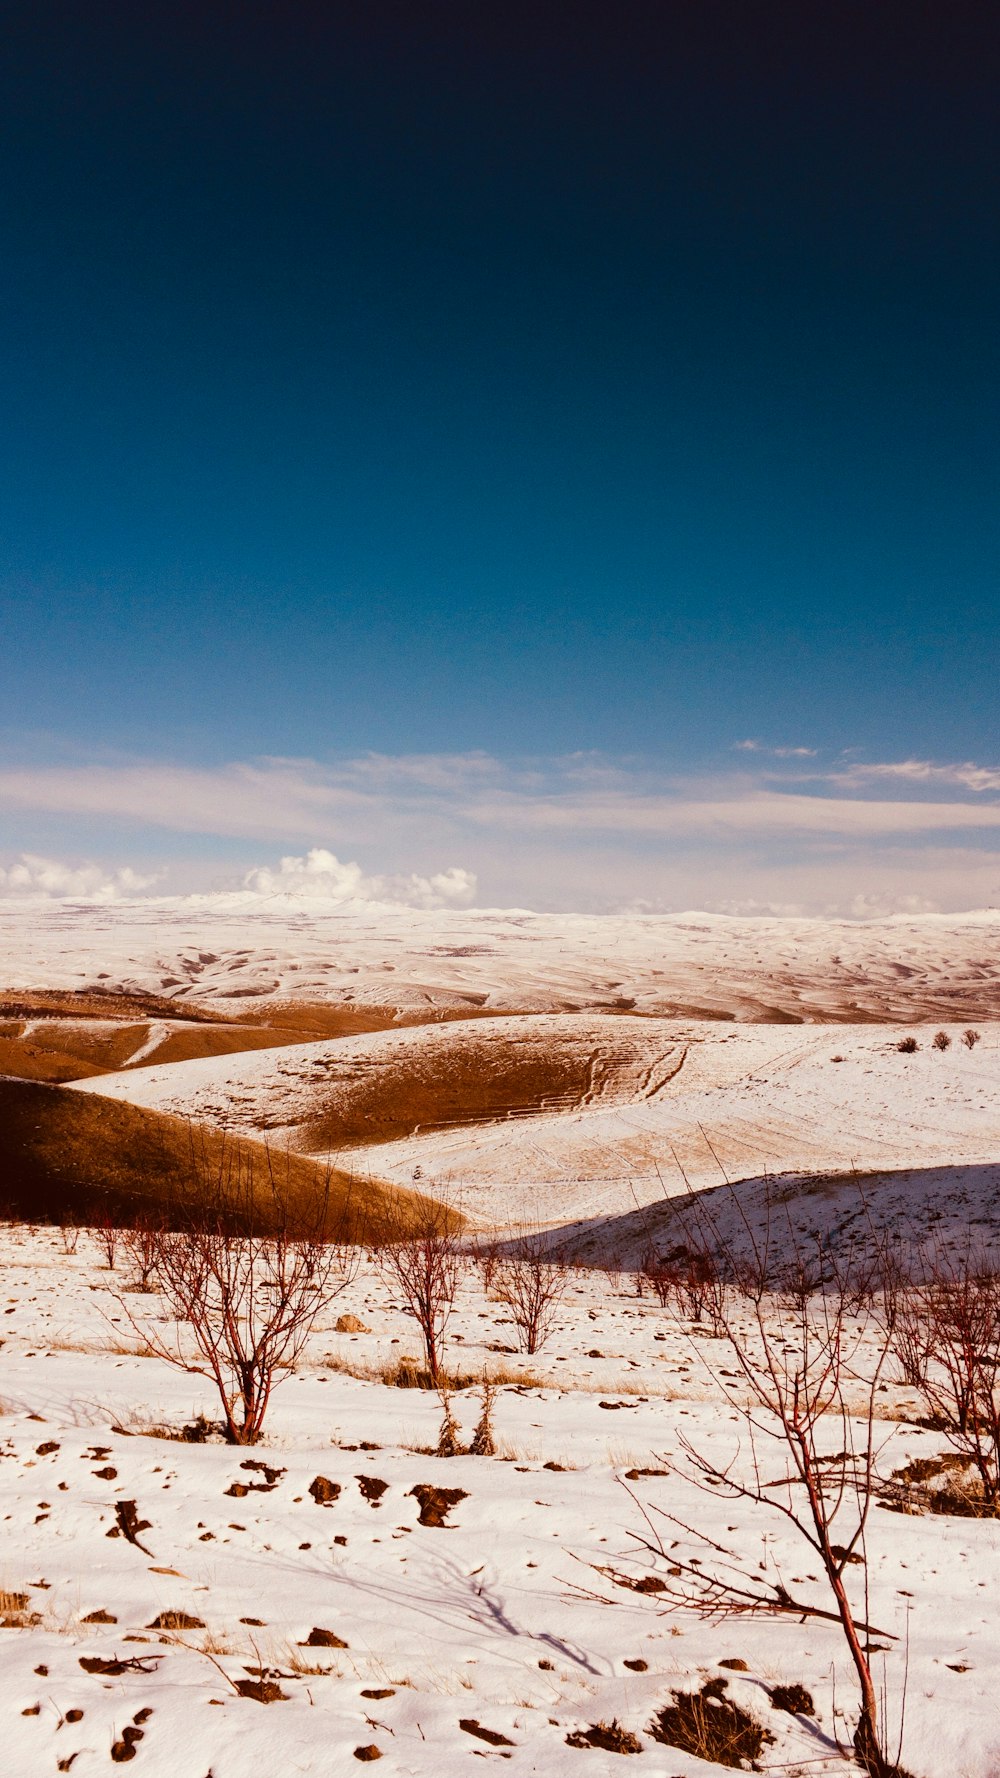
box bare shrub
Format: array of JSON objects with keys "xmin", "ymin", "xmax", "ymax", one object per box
[
  {"xmin": 93, "ymin": 1211, "xmax": 120, "ymax": 1271},
  {"xmin": 474, "ymin": 1239, "xmax": 501, "ymax": 1296},
  {"xmin": 639, "ymin": 1247, "xmax": 673, "ymax": 1308},
  {"xmin": 963, "ymin": 1028, "xmax": 981, "ymax": 1049},
  {"xmin": 896, "ymin": 1036, "xmax": 918, "ymax": 1054},
  {"xmin": 376, "ymin": 1198, "xmax": 461, "ymax": 1385},
  {"xmin": 932, "ymin": 1030, "xmax": 951, "ymax": 1051},
  {"xmin": 434, "ymin": 1386, "xmax": 463, "ymax": 1457},
  {"xmin": 120, "ymin": 1215, "xmax": 163, "ymax": 1292},
  {"xmin": 115, "ymin": 1143, "xmax": 357, "ymax": 1444},
  {"xmin": 906, "ymin": 1252, "xmax": 1000, "ymax": 1509},
  {"xmin": 494, "ymin": 1231, "xmax": 567, "ymax": 1354},
  {"xmin": 57, "ymin": 1217, "xmax": 82, "ymax": 1255},
  {"xmin": 889, "ymin": 1293, "xmax": 932, "ymax": 1389}
]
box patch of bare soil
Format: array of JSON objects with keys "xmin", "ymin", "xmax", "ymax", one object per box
[{"xmin": 0, "ymin": 1077, "xmax": 442, "ymax": 1240}]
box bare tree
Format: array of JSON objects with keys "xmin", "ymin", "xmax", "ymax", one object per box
[
  {"xmin": 639, "ymin": 1247, "xmax": 673, "ymax": 1307},
  {"xmin": 494, "ymin": 1230, "xmax": 567, "ymax": 1354},
  {"xmin": 115, "ymin": 1144, "xmax": 357, "ymax": 1444},
  {"xmin": 377, "ymin": 1198, "xmax": 461, "ymax": 1385},
  {"xmin": 600, "ymin": 1182, "xmax": 909, "ymax": 1777},
  {"xmin": 57, "ymin": 1216, "xmax": 82, "ymax": 1256},
  {"xmin": 93, "ymin": 1210, "xmax": 120, "ymax": 1272},
  {"xmin": 905, "ymin": 1251, "xmax": 1000, "ymax": 1508},
  {"xmin": 120, "ymin": 1214, "xmax": 163, "ymax": 1292}
]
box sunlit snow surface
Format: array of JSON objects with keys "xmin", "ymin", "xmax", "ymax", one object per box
[
  {"xmin": 2, "ymin": 1233, "xmax": 999, "ymax": 1778},
  {"xmin": 3, "ymin": 896, "xmax": 1000, "ymax": 1019}
]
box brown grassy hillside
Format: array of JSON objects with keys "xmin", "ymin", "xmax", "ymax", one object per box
[{"xmin": 0, "ymin": 1078, "xmax": 451, "ymax": 1241}]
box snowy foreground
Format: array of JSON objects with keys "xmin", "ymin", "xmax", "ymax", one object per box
[{"xmin": 2, "ymin": 1230, "xmax": 998, "ymax": 1778}]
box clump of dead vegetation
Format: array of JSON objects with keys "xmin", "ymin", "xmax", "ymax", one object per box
[{"xmin": 647, "ymin": 1678, "xmax": 772, "ymax": 1769}]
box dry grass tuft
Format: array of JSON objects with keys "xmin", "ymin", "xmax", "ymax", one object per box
[{"xmin": 648, "ymin": 1679, "xmax": 774, "ymax": 1769}]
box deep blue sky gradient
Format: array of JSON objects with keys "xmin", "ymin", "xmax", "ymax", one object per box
[{"xmin": 1, "ymin": 2, "xmax": 998, "ymax": 768}]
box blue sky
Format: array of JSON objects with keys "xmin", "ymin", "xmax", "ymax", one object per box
[{"xmin": 1, "ymin": 4, "xmax": 998, "ymax": 913}]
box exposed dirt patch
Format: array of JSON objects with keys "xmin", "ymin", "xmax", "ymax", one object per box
[
  {"xmin": 566, "ymin": 1719, "xmax": 642, "ymax": 1754},
  {"xmin": 460, "ymin": 1718, "xmax": 515, "ymax": 1747},
  {"xmin": 408, "ymin": 1484, "xmax": 468, "ymax": 1527}
]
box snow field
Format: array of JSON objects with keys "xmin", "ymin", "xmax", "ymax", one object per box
[{"xmin": 0, "ymin": 1230, "xmax": 998, "ymax": 1775}]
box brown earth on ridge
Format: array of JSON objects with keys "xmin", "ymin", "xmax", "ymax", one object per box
[
  {"xmin": 0, "ymin": 993, "xmax": 532, "ymax": 1085},
  {"xmin": 298, "ymin": 1021, "xmax": 681, "ymax": 1152}
]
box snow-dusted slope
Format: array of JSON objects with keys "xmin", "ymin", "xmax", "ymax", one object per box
[
  {"xmin": 3, "ymin": 897, "xmax": 1000, "ymax": 1019},
  {"xmin": 73, "ymin": 1018, "xmax": 1000, "ymax": 1226}
]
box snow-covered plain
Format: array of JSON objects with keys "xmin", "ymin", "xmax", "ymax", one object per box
[
  {"xmin": 3, "ymin": 897, "xmax": 1000, "ymax": 1019},
  {"xmin": 2, "ymin": 1230, "xmax": 999, "ymax": 1778}
]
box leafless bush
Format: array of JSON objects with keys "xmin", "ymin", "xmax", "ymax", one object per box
[
  {"xmin": 474, "ymin": 1240, "xmax": 501, "ymax": 1296},
  {"xmin": 906, "ymin": 1252, "xmax": 1000, "ymax": 1509},
  {"xmin": 57, "ymin": 1217, "xmax": 81, "ymax": 1256},
  {"xmin": 435, "ymin": 1386, "xmax": 463, "ymax": 1457},
  {"xmin": 896, "ymin": 1036, "xmax": 918, "ymax": 1054},
  {"xmin": 494, "ymin": 1231, "xmax": 567, "ymax": 1354},
  {"xmin": 120, "ymin": 1215, "xmax": 163, "ymax": 1291},
  {"xmin": 376, "ymin": 1198, "xmax": 461, "ymax": 1385},
  {"xmin": 114, "ymin": 1144, "xmax": 357, "ymax": 1444},
  {"xmin": 932, "ymin": 1030, "xmax": 951, "ymax": 1052},
  {"xmin": 889, "ymin": 1293, "xmax": 932, "ymax": 1389},
  {"xmin": 963, "ymin": 1028, "xmax": 981, "ymax": 1049},
  {"xmin": 639, "ymin": 1247, "xmax": 673, "ymax": 1307},
  {"xmin": 93, "ymin": 1211, "xmax": 120, "ymax": 1271}
]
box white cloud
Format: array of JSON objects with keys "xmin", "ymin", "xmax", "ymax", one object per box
[
  {"xmin": 243, "ymin": 847, "xmax": 477, "ymax": 909},
  {"xmin": 0, "ymin": 853, "xmax": 159, "ymax": 902},
  {"xmin": 833, "ymin": 758, "xmax": 1000, "ymax": 793}
]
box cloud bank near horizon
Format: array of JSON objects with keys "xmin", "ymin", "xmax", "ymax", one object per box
[{"xmin": 1, "ymin": 748, "xmax": 1000, "ymax": 916}]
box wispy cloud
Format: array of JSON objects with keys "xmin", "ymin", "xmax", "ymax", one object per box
[
  {"xmin": 2, "ymin": 748, "xmax": 1000, "ymax": 914},
  {"xmin": 831, "ymin": 758, "xmax": 1000, "ymax": 794},
  {"xmin": 734, "ymin": 739, "xmax": 818, "ymax": 757}
]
